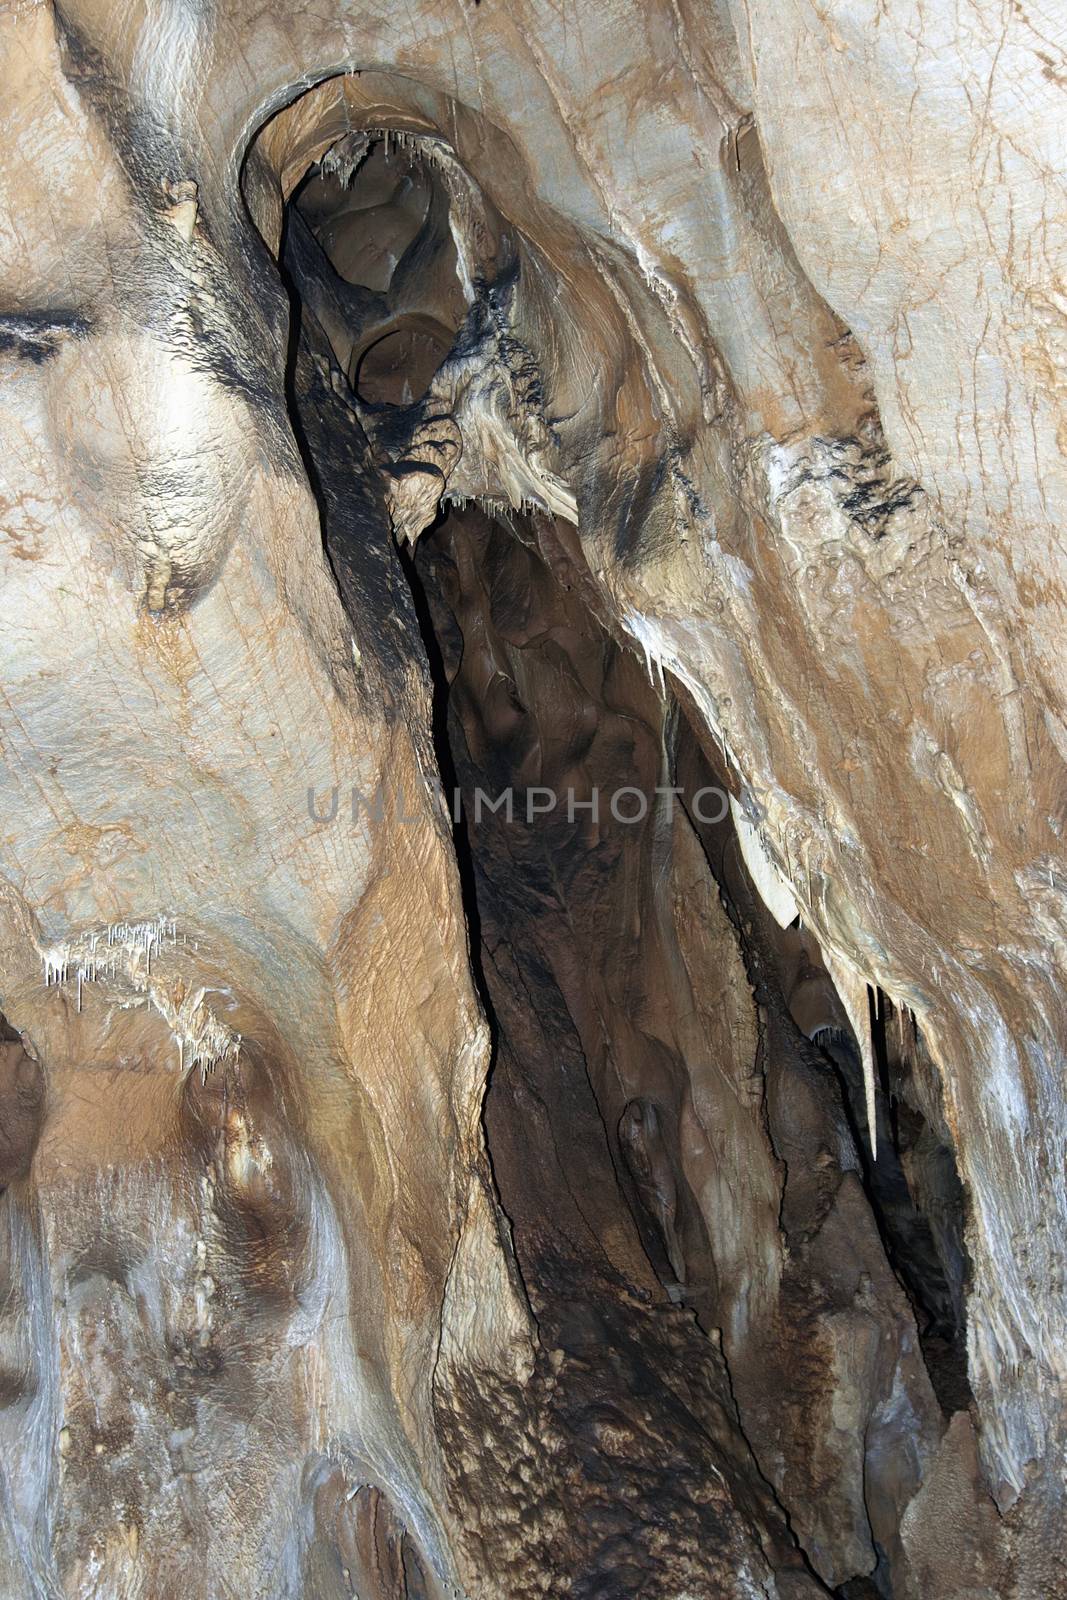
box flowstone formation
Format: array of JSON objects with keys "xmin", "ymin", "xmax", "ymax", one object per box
[{"xmin": 0, "ymin": 1, "xmax": 1063, "ymax": 1595}]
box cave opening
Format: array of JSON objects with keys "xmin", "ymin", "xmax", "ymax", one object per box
[
  {"xmin": 287, "ymin": 134, "xmax": 465, "ymax": 406},
  {"xmin": 245, "ymin": 100, "xmax": 977, "ymax": 1597}
]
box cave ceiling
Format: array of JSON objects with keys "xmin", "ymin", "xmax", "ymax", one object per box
[{"xmin": 0, "ymin": 0, "xmax": 1064, "ymax": 1595}]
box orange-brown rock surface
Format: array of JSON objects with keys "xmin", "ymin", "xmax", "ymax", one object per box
[{"xmin": 0, "ymin": 1, "xmax": 1062, "ymax": 1594}]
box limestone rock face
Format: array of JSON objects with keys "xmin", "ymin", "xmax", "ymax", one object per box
[{"xmin": 0, "ymin": 0, "xmax": 1062, "ymax": 1595}]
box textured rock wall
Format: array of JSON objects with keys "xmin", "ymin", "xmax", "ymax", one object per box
[{"xmin": 0, "ymin": 0, "xmax": 1064, "ymax": 1593}]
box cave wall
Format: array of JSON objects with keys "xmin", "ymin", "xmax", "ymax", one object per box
[{"xmin": 0, "ymin": 0, "xmax": 1064, "ymax": 1594}]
